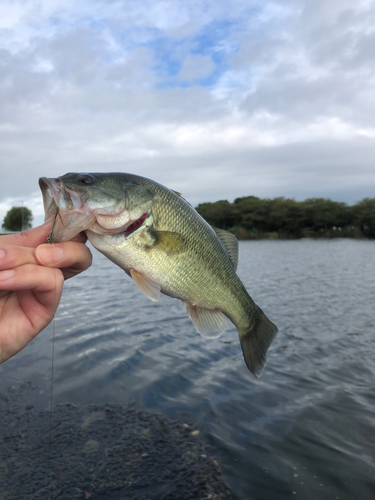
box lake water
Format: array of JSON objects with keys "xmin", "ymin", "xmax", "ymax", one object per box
[{"xmin": 1, "ymin": 239, "xmax": 375, "ymax": 499}]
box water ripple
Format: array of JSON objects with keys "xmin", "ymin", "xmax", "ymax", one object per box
[{"xmin": 2, "ymin": 240, "xmax": 375, "ymax": 500}]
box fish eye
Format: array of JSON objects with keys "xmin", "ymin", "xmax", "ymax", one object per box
[{"xmin": 78, "ymin": 174, "xmax": 95, "ymax": 185}]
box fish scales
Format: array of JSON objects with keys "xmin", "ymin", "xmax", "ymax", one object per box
[
  {"xmin": 104, "ymin": 174, "xmax": 252, "ymax": 329},
  {"xmin": 39, "ymin": 172, "xmax": 278, "ymax": 376}
]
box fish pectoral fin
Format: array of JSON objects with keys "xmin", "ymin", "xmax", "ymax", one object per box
[
  {"xmin": 130, "ymin": 269, "xmax": 161, "ymax": 302},
  {"xmin": 153, "ymin": 231, "xmax": 188, "ymax": 255},
  {"xmin": 182, "ymin": 301, "xmax": 228, "ymax": 338}
]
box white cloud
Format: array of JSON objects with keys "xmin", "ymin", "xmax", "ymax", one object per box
[
  {"xmin": 177, "ymin": 55, "xmax": 215, "ymax": 81},
  {"xmin": 0, "ymin": 0, "xmax": 375, "ymax": 228}
]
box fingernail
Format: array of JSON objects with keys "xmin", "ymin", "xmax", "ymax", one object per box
[
  {"xmin": 36, "ymin": 245, "xmax": 64, "ymax": 265},
  {"xmin": 0, "ymin": 249, "xmax": 5, "ymax": 260},
  {"xmin": 0, "ymin": 269, "xmax": 15, "ymax": 281}
]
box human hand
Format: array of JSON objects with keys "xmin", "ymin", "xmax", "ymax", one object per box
[{"xmin": 0, "ymin": 220, "xmax": 92, "ymax": 363}]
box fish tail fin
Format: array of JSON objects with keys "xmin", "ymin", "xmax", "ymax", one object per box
[{"xmin": 239, "ymin": 305, "xmax": 278, "ymax": 377}]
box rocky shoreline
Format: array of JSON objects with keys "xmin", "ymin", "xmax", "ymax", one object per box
[{"xmin": 0, "ymin": 383, "xmax": 235, "ymax": 500}]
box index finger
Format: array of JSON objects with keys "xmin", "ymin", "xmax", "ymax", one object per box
[
  {"xmin": 0, "ymin": 219, "xmax": 54, "ymax": 248},
  {"xmin": 0, "ymin": 246, "xmax": 36, "ymax": 270}
]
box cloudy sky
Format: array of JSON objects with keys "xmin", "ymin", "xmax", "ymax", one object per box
[{"xmin": 1, "ymin": 0, "xmax": 375, "ymax": 226}]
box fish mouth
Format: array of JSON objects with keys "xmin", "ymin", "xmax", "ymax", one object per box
[
  {"xmin": 39, "ymin": 177, "xmax": 83, "ymax": 216},
  {"xmin": 39, "ymin": 177, "xmax": 59, "ymax": 219},
  {"xmin": 39, "ymin": 177, "xmax": 96, "ymax": 242},
  {"xmin": 39, "ymin": 177, "xmax": 151, "ymax": 241}
]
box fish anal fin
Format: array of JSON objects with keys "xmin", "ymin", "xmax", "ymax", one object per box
[
  {"xmin": 212, "ymin": 227, "xmax": 238, "ymax": 271},
  {"xmin": 182, "ymin": 301, "xmax": 228, "ymax": 338},
  {"xmin": 130, "ymin": 269, "xmax": 161, "ymax": 302}
]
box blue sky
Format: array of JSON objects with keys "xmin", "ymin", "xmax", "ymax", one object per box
[{"xmin": 1, "ymin": 0, "xmax": 375, "ymax": 226}]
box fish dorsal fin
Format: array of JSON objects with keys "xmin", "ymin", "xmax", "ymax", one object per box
[
  {"xmin": 182, "ymin": 301, "xmax": 228, "ymax": 338},
  {"xmin": 130, "ymin": 269, "xmax": 161, "ymax": 302},
  {"xmin": 212, "ymin": 227, "xmax": 239, "ymax": 271},
  {"xmin": 171, "ymin": 190, "xmax": 194, "ymax": 207}
]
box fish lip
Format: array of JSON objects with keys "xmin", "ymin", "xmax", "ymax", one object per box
[
  {"xmin": 39, "ymin": 177, "xmax": 83, "ymax": 213},
  {"xmin": 39, "ymin": 177, "xmax": 59, "ymax": 216}
]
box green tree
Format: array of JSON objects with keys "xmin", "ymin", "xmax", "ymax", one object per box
[
  {"xmin": 194, "ymin": 194, "xmax": 371, "ymax": 240},
  {"xmin": 2, "ymin": 206, "xmax": 33, "ymax": 231},
  {"xmin": 234, "ymin": 196, "xmax": 269, "ymax": 233},
  {"xmin": 267, "ymin": 198, "xmax": 305, "ymax": 237},
  {"xmin": 302, "ymin": 198, "xmax": 350, "ymax": 232},
  {"xmin": 352, "ymin": 198, "xmax": 375, "ymax": 237},
  {"xmin": 196, "ymin": 200, "xmax": 239, "ymax": 229}
]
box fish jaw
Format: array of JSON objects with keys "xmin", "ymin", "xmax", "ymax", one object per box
[
  {"xmin": 39, "ymin": 177, "xmax": 96, "ymax": 242},
  {"xmin": 39, "ymin": 175, "xmax": 160, "ymax": 243}
]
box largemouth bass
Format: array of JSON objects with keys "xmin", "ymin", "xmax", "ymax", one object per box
[{"xmin": 39, "ymin": 173, "xmax": 277, "ymax": 376}]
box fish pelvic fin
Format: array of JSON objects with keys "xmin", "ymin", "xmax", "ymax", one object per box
[
  {"xmin": 182, "ymin": 301, "xmax": 228, "ymax": 338},
  {"xmin": 129, "ymin": 269, "xmax": 161, "ymax": 302},
  {"xmin": 239, "ymin": 305, "xmax": 278, "ymax": 377}
]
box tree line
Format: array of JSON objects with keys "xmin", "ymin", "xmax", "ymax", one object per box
[
  {"xmin": 2, "ymin": 197, "xmax": 375, "ymax": 239},
  {"xmin": 196, "ymin": 196, "xmax": 375, "ymax": 239}
]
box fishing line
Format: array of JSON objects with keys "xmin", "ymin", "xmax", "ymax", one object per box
[
  {"xmin": 47, "ymin": 212, "xmax": 59, "ymax": 498},
  {"xmin": 47, "ymin": 314, "xmax": 56, "ymax": 498}
]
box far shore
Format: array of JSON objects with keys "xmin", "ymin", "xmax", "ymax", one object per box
[{"xmin": 230, "ymin": 228, "xmax": 368, "ymax": 240}]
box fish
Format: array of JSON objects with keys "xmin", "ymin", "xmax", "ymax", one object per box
[{"xmin": 39, "ymin": 172, "xmax": 278, "ymax": 376}]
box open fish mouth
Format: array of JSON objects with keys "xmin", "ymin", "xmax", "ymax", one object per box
[
  {"xmin": 39, "ymin": 177, "xmax": 84, "ymax": 217},
  {"xmin": 39, "ymin": 177, "xmax": 152, "ymax": 241},
  {"xmin": 39, "ymin": 177, "xmax": 89, "ymax": 242},
  {"xmin": 39, "ymin": 178, "xmax": 59, "ymax": 220}
]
